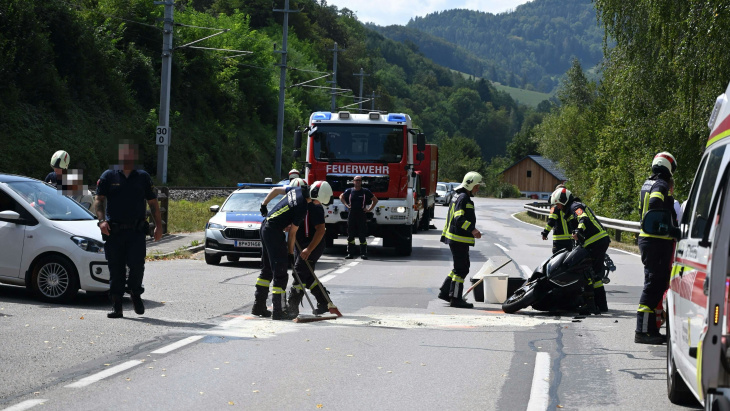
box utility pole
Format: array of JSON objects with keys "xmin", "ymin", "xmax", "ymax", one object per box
[
  {"xmin": 329, "ymin": 42, "xmax": 341, "ymax": 112},
  {"xmin": 370, "ymin": 90, "xmax": 381, "ymax": 111},
  {"xmin": 273, "ymin": 0, "xmax": 299, "ymax": 180},
  {"xmin": 155, "ymin": 0, "xmax": 174, "ymax": 183},
  {"xmin": 353, "ymin": 68, "xmax": 370, "ymax": 111}
]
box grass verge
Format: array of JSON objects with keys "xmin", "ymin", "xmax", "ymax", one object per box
[{"xmin": 167, "ymin": 197, "xmax": 227, "ymax": 233}]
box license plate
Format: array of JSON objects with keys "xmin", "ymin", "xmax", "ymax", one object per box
[{"xmin": 234, "ymin": 240, "xmax": 261, "ymax": 248}]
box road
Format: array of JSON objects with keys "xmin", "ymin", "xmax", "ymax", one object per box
[{"xmin": 0, "ymin": 198, "xmax": 700, "ymax": 410}]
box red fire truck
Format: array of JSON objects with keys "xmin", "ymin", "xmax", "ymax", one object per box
[{"xmin": 293, "ymin": 111, "xmax": 437, "ymax": 256}]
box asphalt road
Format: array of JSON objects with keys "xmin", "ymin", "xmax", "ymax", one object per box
[{"xmin": 0, "ymin": 198, "xmax": 701, "ymax": 410}]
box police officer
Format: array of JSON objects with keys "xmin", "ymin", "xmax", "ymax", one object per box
[
  {"xmin": 551, "ymin": 187, "xmax": 610, "ymax": 314},
  {"xmin": 45, "ymin": 150, "xmax": 70, "ymax": 188},
  {"xmin": 286, "ymin": 180, "xmax": 335, "ymax": 316},
  {"xmin": 94, "ymin": 142, "xmax": 163, "ymax": 319},
  {"xmin": 437, "ymin": 171, "xmax": 482, "ymax": 309},
  {"xmin": 541, "ymin": 183, "xmax": 576, "ymax": 254},
  {"xmin": 340, "ymin": 175, "xmax": 378, "ymax": 259},
  {"xmin": 635, "ymin": 152, "xmax": 678, "ymax": 344},
  {"xmin": 253, "ymin": 181, "xmax": 333, "ymax": 320}
]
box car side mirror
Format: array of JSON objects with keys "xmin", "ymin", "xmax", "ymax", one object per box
[
  {"xmin": 420, "ymin": 188, "xmax": 426, "ymax": 197},
  {"xmin": 210, "ymin": 205, "xmax": 220, "ymax": 213},
  {"xmin": 0, "ymin": 210, "xmax": 21, "ymax": 223},
  {"xmin": 416, "ymin": 133, "xmax": 426, "ymax": 151}
]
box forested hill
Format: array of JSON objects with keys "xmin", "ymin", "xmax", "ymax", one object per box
[{"xmin": 396, "ymin": 0, "xmax": 604, "ymax": 93}]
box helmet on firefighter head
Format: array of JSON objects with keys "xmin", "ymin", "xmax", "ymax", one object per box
[
  {"xmin": 50, "ymin": 150, "xmax": 70, "ymax": 169},
  {"xmin": 289, "ymin": 178, "xmax": 307, "ymax": 188},
  {"xmin": 457, "ymin": 171, "xmax": 483, "ymax": 191},
  {"xmin": 309, "ymin": 181, "xmax": 333, "ymax": 205},
  {"xmin": 652, "ymin": 152, "xmax": 677, "ymax": 176},
  {"xmin": 550, "ymin": 187, "xmax": 573, "ymax": 206},
  {"xmin": 288, "ymin": 169, "xmax": 301, "ymax": 180}
]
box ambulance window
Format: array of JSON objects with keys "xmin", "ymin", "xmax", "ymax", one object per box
[
  {"xmin": 682, "ymin": 155, "xmax": 707, "ymax": 226},
  {"xmin": 691, "ymin": 145, "xmax": 727, "ymax": 238}
]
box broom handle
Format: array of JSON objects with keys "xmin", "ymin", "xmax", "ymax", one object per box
[
  {"xmin": 463, "ymin": 259, "xmax": 513, "ymax": 298},
  {"xmin": 290, "ymin": 261, "xmax": 316, "ymax": 311},
  {"xmin": 294, "ymin": 240, "xmax": 336, "ymax": 307}
]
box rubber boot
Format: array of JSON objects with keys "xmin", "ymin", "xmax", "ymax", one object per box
[
  {"xmin": 345, "ymin": 242, "xmax": 357, "ymax": 259},
  {"xmin": 311, "ymin": 285, "xmax": 330, "ymax": 315},
  {"xmin": 360, "ymin": 244, "xmax": 368, "ymax": 260},
  {"xmin": 437, "ymin": 276, "xmax": 452, "ymax": 302},
  {"xmin": 287, "ymin": 287, "xmax": 304, "ymax": 318},
  {"xmin": 272, "ymin": 293, "xmax": 294, "ymax": 321},
  {"xmin": 594, "ymin": 286, "xmax": 608, "ymax": 313},
  {"xmin": 130, "ymin": 291, "xmax": 145, "ymax": 315},
  {"xmin": 107, "ymin": 295, "xmax": 123, "ymax": 319},
  {"xmin": 634, "ymin": 332, "xmax": 666, "ymax": 344},
  {"xmin": 251, "ymin": 298, "xmax": 271, "ymax": 317},
  {"xmin": 578, "ymin": 289, "xmax": 599, "ymax": 315},
  {"xmin": 449, "ymin": 281, "xmax": 473, "ymax": 309}
]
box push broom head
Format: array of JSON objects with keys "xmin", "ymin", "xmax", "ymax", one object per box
[{"xmin": 293, "ymin": 314, "xmax": 338, "ymax": 323}]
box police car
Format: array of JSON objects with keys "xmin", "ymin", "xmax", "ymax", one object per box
[{"xmin": 204, "ymin": 183, "xmax": 284, "ymax": 265}]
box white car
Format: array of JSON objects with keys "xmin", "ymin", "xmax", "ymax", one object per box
[
  {"xmin": 204, "ymin": 186, "xmax": 284, "ymax": 265},
  {"xmin": 435, "ymin": 182, "xmax": 450, "ymax": 206},
  {"xmin": 0, "ymin": 173, "xmax": 109, "ymax": 302}
]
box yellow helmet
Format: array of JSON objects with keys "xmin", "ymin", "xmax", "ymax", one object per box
[{"xmin": 457, "ymin": 171, "xmax": 483, "ymax": 191}]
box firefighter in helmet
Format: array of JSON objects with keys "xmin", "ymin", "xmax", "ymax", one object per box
[
  {"xmin": 541, "ymin": 183, "xmax": 576, "ymax": 254},
  {"xmin": 45, "ymin": 150, "xmax": 70, "ymax": 188},
  {"xmin": 437, "ymin": 171, "xmax": 483, "ymax": 308},
  {"xmin": 289, "ymin": 169, "xmax": 301, "ymax": 181},
  {"xmin": 635, "ymin": 152, "xmax": 679, "ymax": 344},
  {"xmin": 551, "ymin": 187, "xmax": 610, "ymax": 314}
]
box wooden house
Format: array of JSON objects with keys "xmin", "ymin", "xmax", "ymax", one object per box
[{"xmin": 500, "ymin": 155, "xmax": 567, "ymax": 199}]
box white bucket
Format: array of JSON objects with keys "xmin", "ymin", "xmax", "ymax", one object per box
[{"xmin": 484, "ymin": 273, "xmax": 509, "ymax": 304}]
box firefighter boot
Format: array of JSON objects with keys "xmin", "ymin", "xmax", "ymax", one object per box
[
  {"xmin": 635, "ymin": 310, "xmax": 665, "ymax": 344},
  {"xmin": 437, "ymin": 276, "xmax": 452, "ymax": 302},
  {"xmin": 594, "ymin": 286, "xmax": 608, "ymax": 313},
  {"xmin": 634, "ymin": 332, "xmax": 666, "ymax": 344},
  {"xmin": 449, "ymin": 282, "xmax": 473, "ymax": 309},
  {"xmin": 251, "ymin": 286, "xmax": 271, "ymax": 317},
  {"xmin": 287, "ymin": 287, "xmax": 304, "ymax": 318},
  {"xmin": 345, "ymin": 242, "xmax": 357, "ymax": 259},
  {"xmin": 130, "ymin": 291, "xmax": 145, "ymax": 315},
  {"xmin": 360, "ymin": 243, "xmax": 368, "ymax": 260},
  {"xmin": 272, "ymin": 293, "xmax": 295, "ymax": 321},
  {"xmin": 311, "ymin": 285, "xmax": 330, "ymax": 315},
  {"xmin": 107, "ymin": 295, "xmax": 123, "ymax": 319},
  {"xmin": 578, "ymin": 289, "xmax": 599, "ymax": 315}
]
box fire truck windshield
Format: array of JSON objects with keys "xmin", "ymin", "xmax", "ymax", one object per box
[{"xmin": 311, "ymin": 124, "xmax": 404, "ymax": 163}]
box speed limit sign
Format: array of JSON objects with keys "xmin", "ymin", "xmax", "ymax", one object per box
[{"xmin": 156, "ymin": 126, "xmax": 171, "ymax": 146}]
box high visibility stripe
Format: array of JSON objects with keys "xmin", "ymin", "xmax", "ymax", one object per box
[
  {"xmin": 553, "ymin": 234, "xmax": 572, "ymax": 240},
  {"xmin": 670, "ymin": 264, "xmax": 684, "ymax": 280},
  {"xmin": 650, "ymin": 192, "xmax": 665, "ymax": 201},
  {"xmin": 308, "ymin": 281, "xmax": 319, "ymax": 290},
  {"xmin": 639, "ymin": 190, "xmax": 672, "ymax": 239},
  {"xmin": 544, "ymin": 224, "xmax": 552, "ymax": 231},
  {"xmin": 462, "ymin": 221, "xmax": 471, "ymax": 230},
  {"xmin": 637, "ymin": 304, "xmax": 654, "ymax": 313},
  {"xmin": 707, "ymin": 128, "xmax": 730, "ymax": 147},
  {"xmin": 583, "ymin": 230, "xmax": 608, "ymax": 246},
  {"xmin": 452, "ymin": 276, "xmax": 464, "ymax": 284},
  {"xmin": 272, "ymin": 287, "xmax": 285, "ymax": 294},
  {"xmin": 454, "ymin": 210, "xmax": 465, "ymax": 217},
  {"xmin": 578, "ymin": 223, "xmax": 586, "ymax": 229},
  {"xmin": 638, "ymin": 232, "xmax": 674, "ymax": 240},
  {"xmin": 548, "ymin": 213, "xmax": 557, "ymax": 218},
  {"xmin": 559, "ymin": 210, "xmax": 569, "ymax": 236},
  {"xmin": 466, "ymin": 204, "xmax": 474, "ymax": 209},
  {"xmin": 348, "ymin": 240, "xmax": 356, "ymax": 244},
  {"xmin": 361, "ymin": 241, "xmax": 367, "ymax": 245},
  {"xmin": 256, "ymin": 278, "xmax": 271, "ymax": 287},
  {"xmin": 593, "ymin": 281, "xmax": 603, "ymax": 288},
  {"xmin": 267, "ymin": 205, "xmax": 290, "ymax": 220},
  {"xmin": 293, "ymin": 284, "xmax": 304, "ymax": 291},
  {"xmin": 443, "ymin": 231, "xmax": 475, "ymax": 244}
]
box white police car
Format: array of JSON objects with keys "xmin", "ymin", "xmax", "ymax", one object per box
[{"xmin": 204, "ymin": 184, "xmax": 284, "ymax": 265}]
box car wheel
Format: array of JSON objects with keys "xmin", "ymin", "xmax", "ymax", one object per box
[
  {"xmin": 226, "ymin": 255, "xmax": 240, "ymax": 262},
  {"xmin": 31, "ymin": 255, "xmax": 79, "ymax": 303},
  {"xmin": 205, "ymin": 253, "xmax": 221, "ymax": 265},
  {"xmin": 667, "ymin": 321, "xmax": 694, "ymax": 404}
]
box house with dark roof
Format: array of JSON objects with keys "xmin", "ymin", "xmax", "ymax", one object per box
[{"xmin": 500, "ymin": 155, "xmax": 567, "ymax": 199}]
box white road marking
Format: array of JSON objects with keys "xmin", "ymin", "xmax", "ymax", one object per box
[
  {"xmin": 334, "ymin": 267, "xmax": 350, "ymax": 274},
  {"xmin": 347, "ymin": 261, "xmax": 360, "ymax": 267},
  {"xmin": 2, "ymin": 399, "xmax": 48, "ymax": 411},
  {"xmin": 151, "ymin": 335, "xmax": 205, "ymax": 354},
  {"xmin": 65, "ymin": 360, "xmax": 143, "ymax": 388},
  {"xmin": 370, "ymin": 238, "xmax": 381, "ymax": 245},
  {"xmin": 520, "ymin": 265, "xmax": 533, "ymax": 278},
  {"xmin": 609, "ymin": 247, "xmax": 640, "ymax": 257},
  {"xmin": 495, "ymin": 243, "xmax": 510, "ymax": 253},
  {"xmin": 526, "ymin": 352, "xmax": 551, "ymax": 411},
  {"xmin": 319, "ymin": 274, "xmax": 336, "ymax": 283}
]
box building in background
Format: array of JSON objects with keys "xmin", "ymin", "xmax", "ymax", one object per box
[{"xmin": 500, "ymin": 155, "xmax": 567, "ymax": 200}]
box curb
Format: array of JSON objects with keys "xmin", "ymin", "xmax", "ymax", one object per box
[{"xmin": 148, "ymin": 244, "xmax": 205, "ymax": 259}]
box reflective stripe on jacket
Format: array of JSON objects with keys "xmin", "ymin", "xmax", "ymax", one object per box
[
  {"xmin": 441, "ymin": 192, "xmax": 476, "ymax": 246},
  {"xmin": 544, "ymin": 206, "xmax": 575, "ymax": 241},
  {"xmin": 639, "ymin": 177, "xmax": 675, "ymax": 241},
  {"xmin": 567, "ymin": 200, "xmax": 609, "ymax": 246}
]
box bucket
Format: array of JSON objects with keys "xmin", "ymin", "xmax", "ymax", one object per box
[
  {"xmin": 484, "ymin": 273, "xmax": 509, "ymax": 304},
  {"xmin": 469, "ymin": 261, "xmax": 496, "ymax": 303}
]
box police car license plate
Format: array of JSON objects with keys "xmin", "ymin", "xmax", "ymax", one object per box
[{"xmin": 234, "ymin": 240, "xmax": 260, "ymax": 248}]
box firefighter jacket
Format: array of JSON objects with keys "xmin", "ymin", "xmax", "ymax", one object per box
[
  {"xmin": 441, "ymin": 191, "xmax": 476, "ymax": 246},
  {"xmin": 639, "ymin": 176, "xmax": 676, "ymax": 241},
  {"xmin": 566, "ymin": 200, "xmax": 609, "ymax": 247},
  {"xmin": 542, "ymin": 206, "xmax": 575, "ymax": 241}
]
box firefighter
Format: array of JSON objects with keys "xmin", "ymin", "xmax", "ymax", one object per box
[
  {"xmin": 286, "ymin": 181, "xmax": 335, "ymax": 316},
  {"xmin": 635, "ymin": 152, "xmax": 678, "ymax": 344},
  {"xmin": 541, "ymin": 183, "xmax": 576, "ymax": 254},
  {"xmin": 254, "ymin": 181, "xmax": 333, "ymax": 320},
  {"xmin": 340, "ymin": 175, "xmax": 378, "ymax": 259},
  {"xmin": 289, "ymin": 169, "xmax": 301, "ymax": 181},
  {"xmin": 437, "ymin": 171, "xmax": 483, "ymax": 309},
  {"xmin": 45, "ymin": 150, "xmax": 70, "ymax": 188},
  {"xmin": 551, "ymin": 187, "xmax": 610, "ymax": 314}
]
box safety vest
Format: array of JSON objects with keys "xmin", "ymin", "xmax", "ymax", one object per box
[
  {"xmin": 441, "ymin": 191, "xmax": 476, "ymax": 246},
  {"xmin": 544, "ymin": 206, "xmax": 575, "ymax": 241},
  {"xmin": 567, "ymin": 200, "xmax": 609, "ymax": 247},
  {"xmin": 639, "ymin": 177, "xmax": 674, "ymax": 241}
]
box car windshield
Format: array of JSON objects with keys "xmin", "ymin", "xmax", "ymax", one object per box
[
  {"xmin": 7, "ymin": 181, "xmax": 95, "ymax": 221},
  {"xmin": 437, "ymin": 184, "xmax": 447, "ymax": 191},
  {"xmin": 311, "ymin": 124, "xmax": 405, "ymax": 163},
  {"xmin": 221, "ymin": 192, "xmax": 283, "ymax": 212}
]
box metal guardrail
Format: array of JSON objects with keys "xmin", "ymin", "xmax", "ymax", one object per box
[{"xmin": 524, "ymin": 202, "xmax": 641, "ymax": 242}]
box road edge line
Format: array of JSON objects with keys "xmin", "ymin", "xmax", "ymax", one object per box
[
  {"xmin": 151, "ymin": 335, "xmax": 205, "ymax": 354},
  {"xmin": 65, "ymin": 360, "xmax": 142, "ymax": 388},
  {"xmin": 526, "ymin": 352, "xmax": 551, "ymax": 411}
]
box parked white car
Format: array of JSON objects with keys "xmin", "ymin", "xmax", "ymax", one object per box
[{"xmin": 0, "ymin": 173, "xmax": 109, "ymax": 302}]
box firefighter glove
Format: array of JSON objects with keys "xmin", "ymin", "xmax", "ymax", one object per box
[
  {"xmin": 260, "ymin": 203, "xmax": 268, "ymax": 217},
  {"xmin": 540, "ymin": 230, "xmax": 549, "ymax": 240}
]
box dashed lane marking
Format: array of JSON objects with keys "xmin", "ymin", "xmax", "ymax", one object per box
[
  {"xmin": 319, "ymin": 274, "xmax": 336, "ymax": 283},
  {"xmin": 495, "ymin": 243, "xmax": 510, "ymax": 253},
  {"xmin": 334, "ymin": 267, "xmax": 350, "ymax": 274},
  {"xmin": 65, "ymin": 360, "xmax": 143, "ymax": 388},
  {"xmin": 371, "ymin": 238, "xmax": 381, "ymax": 245},
  {"xmin": 347, "ymin": 261, "xmax": 360, "ymax": 266},
  {"xmin": 526, "ymin": 352, "xmax": 551, "ymax": 411},
  {"xmin": 1, "ymin": 399, "xmax": 48, "ymax": 411},
  {"xmin": 151, "ymin": 335, "xmax": 205, "ymax": 354}
]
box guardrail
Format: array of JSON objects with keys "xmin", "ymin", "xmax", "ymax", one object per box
[{"xmin": 524, "ymin": 202, "xmax": 641, "ymax": 242}]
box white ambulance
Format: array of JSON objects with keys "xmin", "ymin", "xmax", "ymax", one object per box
[{"xmin": 666, "ymin": 81, "xmax": 730, "ymax": 409}]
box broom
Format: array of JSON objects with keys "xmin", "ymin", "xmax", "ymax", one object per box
[
  {"xmin": 290, "ymin": 263, "xmax": 337, "ymax": 323},
  {"xmin": 295, "ymin": 240, "xmax": 343, "ymax": 317},
  {"xmin": 462, "ymin": 259, "xmax": 513, "ymax": 300}
]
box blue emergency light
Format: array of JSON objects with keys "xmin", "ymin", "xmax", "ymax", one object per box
[
  {"xmin": 237, "ymin": 183, "xmax": 285, "ymax": 188},
  {"xmin": 387, "ymin": 113, "xmax": 407, "ymax": 122},
  {"xmin": 312, "ymin": 112, "xmax": 332, "ymax": 120}
]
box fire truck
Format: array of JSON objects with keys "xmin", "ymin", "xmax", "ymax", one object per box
[{"xmin": 293, "ymin": 111, "xmax": 437, "ymax": 256}]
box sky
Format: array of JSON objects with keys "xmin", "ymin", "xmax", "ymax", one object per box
[{"xmin": 329, "ymin": 0, "xmax": 534, "ymax": 26}]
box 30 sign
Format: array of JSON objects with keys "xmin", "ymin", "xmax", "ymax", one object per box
[{"xmin": 156, "ymin": 126, "xmax": 171, "ymax": 146}]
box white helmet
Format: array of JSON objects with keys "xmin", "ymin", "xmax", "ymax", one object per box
[
  {"xmin": 289, "ymin": 178, "xmax": 307, "ymax": 187},
  {"xmin": 457, "ymin": 171, "xmax": 483, "ymax": 191},
  {"xmin": 652, "ymin": 152, "xmax": 677, "ymax": 176},
  {"xmin": 50, "ymin": 150, "xmax": 70, "ymax": 169},
  {"xmin": 289, "ymin": 169, "xmax": 301, "ymax": 180},
  {"xmin": 550, "ymin": 187, "xmax": 573, "ymax": 206},
  {"xmin": 309, "ymin": 181, "xmax": 333, "ymax": 205}
]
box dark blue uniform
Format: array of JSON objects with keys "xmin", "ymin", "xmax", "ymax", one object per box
[
  {"xmin": 97, "ymin": 169, "xmax": 156, "ymax": 298},
  {"xmin": 342, "ymin": 187, "xmax": 374, "ymax": 255},
  {"xmin": 290, "ymin": 202, "xmax": 332, "ymax": 313},
  {"xmin": 44, "ymin": 172, "xmax": 60, "ymax": 189}
]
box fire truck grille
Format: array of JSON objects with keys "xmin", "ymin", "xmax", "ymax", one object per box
[
  {"xmin": 326, "ymin": 175, "xmax": 389, "ymax": 192},
  {"xmin": 223, "ymin": 228, "xmax": 260, "ymax": 240}
]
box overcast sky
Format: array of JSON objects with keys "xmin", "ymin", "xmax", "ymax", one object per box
[{"xmin": 329, "ymin": 0, "xmax": 534, "ymax": 26}]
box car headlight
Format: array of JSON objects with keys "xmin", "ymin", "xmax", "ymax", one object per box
[
  {"xmin": 207, "ymin": 222, "xmax": 225, "ymax": 230},
  {"xmin": 71, "ymin": 236, "xmax": 105, "ymax": 254},
  {"xmin": 395, "ymin": 207, "xmax": 406, "ymax": 213}
]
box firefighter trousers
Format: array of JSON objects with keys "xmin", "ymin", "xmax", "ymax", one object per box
[
  {"xmin": 254, "ymin": 222, "xmax": 289, "ymax": 301},
  {"xmin": 637, "ymin": 238, "xmax": 674, "ymax": 334}
]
